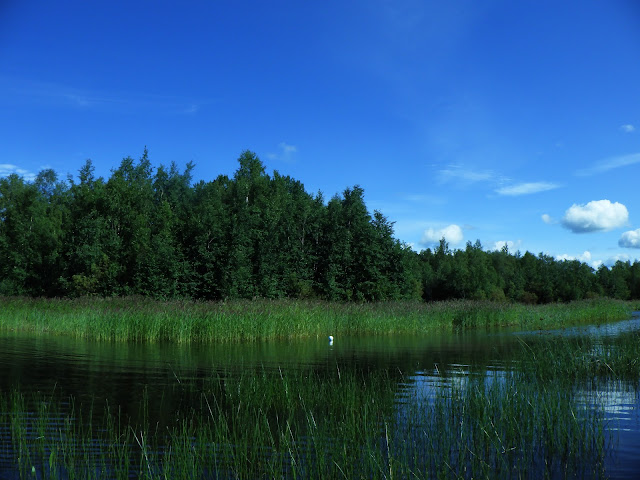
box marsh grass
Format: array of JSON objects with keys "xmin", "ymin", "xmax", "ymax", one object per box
[
  {"xmin": 514, "ymin": 329, "xmax": 640, "ymax": 383},
  {"xmin": 394, "ymin": 373, "xmax": 608, "ymax": 479},
  {"xmin": 0, "ymin": 296, "xmax": 632, "ymax": 344},
  {"xmin": 0, "ymin": 351, "xmax": 618, "ymax": 479}
]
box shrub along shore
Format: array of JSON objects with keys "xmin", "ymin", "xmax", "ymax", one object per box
[{"xmin": 0, "ymin": 296, "xmax": 633, "ymax": 343}]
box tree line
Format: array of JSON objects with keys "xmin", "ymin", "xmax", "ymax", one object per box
[{"xmin": 1, "ymin": 149, "xmax": 639, "ymax": 302}]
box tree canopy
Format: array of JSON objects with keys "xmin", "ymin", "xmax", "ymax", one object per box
[{"xmin": 1, "ymin": 150, "xmax": 638, "ymax": 302}]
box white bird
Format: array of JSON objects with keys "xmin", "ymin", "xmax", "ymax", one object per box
[{"xmin": 328, "ymin": 335, "xmax": 334, "ymax": 345}]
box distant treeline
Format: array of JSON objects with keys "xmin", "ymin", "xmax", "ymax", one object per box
[{"xmin": 1, "ymin": 149, "xmax": 638, "ymax": 302}]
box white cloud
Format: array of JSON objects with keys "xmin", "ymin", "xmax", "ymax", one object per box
[
  {"xmin": 495, "ymin": 182, "xmax": 560, "ymax": 196},
  {"xmin": 541, "ymin": 214, "xmax": 554, "ymax": 225},
  {"xmin": 561, "ymin": 200, "xmax": 628, "ymax": 233},
  {"xmin": 604, "ymin": 254, "xmax": 632, "ymax": 267},
  {"xmin": 556, "ymin": 251, "xmax": 592, "ymax": 263},
  {"xmin": 556, "ymin": 251, "xmax": 603, "ymax": 269},
  {"xmin": 491, "ymin": 240, "xmax": 521, "ymax": 252},
  {"xmin": 420, "ymin": 224, "xmax": 464, "ymax": 246},
  {"xmin": 0, "ymin": 164, "xmax": 37, "ymax": 181},
  {"xmin": 575, "ymin": 152, "xmax": 640, "ymax": 176},
  {"xmin": 619, "ymin": 229, "xmax": 640, "ymax": 248},
  {"xmin": 620, "ymin": 124, "xmax": 635, "ymax": 133}
]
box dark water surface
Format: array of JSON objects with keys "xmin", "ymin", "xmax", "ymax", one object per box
[{"xmin": 1, "ymin": 315, "xmax": 639, "ymax": 478}]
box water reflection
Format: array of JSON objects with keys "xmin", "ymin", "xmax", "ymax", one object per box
[
  {"xmin": 571, "ymin": 381, "xmax": 640, "ymax": 480},
  {"xmin": 515, "ymin": 312, "xmax": 640, "ymax": 339},
  {"xmin": 1, "ymin": 315, "xmax": 639, "ymax": 478}
]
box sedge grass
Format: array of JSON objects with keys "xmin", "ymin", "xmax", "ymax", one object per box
[
  {"xmin": 514, "ymin": 329, "xmax": 640, "ymax": 383},
  {"xmin": 0, "ymin": 296, "xmax": 633, "ymax": 344},
  {"xmin": 0, "ymin": 350, "xmax": 621, "ymax": 479}
]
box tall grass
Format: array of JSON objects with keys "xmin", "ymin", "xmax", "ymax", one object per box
[
  {"xmin": 0, "ymin": 296, "xmax": 633, "ymax": 344},
  {"xmin": 0, "ymin": 346, "xmax": 622, "ymax": 479},
  {"xmin": 514, "ymin": 329, "xmax": 640, "ymax": 382}
]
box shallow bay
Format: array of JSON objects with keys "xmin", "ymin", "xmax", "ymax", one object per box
[{"xmin": 1, "ymin": 313, "xmax": 639, "ymax": 478}]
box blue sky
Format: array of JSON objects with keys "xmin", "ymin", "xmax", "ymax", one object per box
[{"xmin": 1, "ymin": 0, "xmax": 640, "ymax": 268}]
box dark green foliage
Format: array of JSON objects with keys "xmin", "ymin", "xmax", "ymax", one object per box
[
  {"xmin": 1, "ymin": 148, "xmax": 639, "ymax": 302},
  {"xmin": 0, "ymin": 172, "xmax": 67, "ymax": 296}
]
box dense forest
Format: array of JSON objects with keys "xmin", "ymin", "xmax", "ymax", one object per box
[{"xmin": 1, "ymin": 149, "xmax": 639, "ymax": 302}]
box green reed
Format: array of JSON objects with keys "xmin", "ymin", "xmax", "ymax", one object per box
[
  {"xmin": 514, "ymin": 329, "xmax": 640, "ymax": 383},
  {"xmin": 0, "ymin": 296, "xmax": 632, "ymax": 344},
  {"xmin": 394, "ymin": 373, "xmax": 607, "ymax": 479},
  {"xmin": 0, "ymin": 351, "xmax": 620, "ymax": 479}
]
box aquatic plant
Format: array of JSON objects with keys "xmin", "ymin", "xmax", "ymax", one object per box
[
  {"xmin": 0, "ymin": 296, "xmax": 632, "ymax": 344},
  {"xmin": 0, "ymin": 354, "xmax": 616, "ymax": 479}
]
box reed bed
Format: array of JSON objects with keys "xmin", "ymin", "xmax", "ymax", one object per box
[
  {"xmin": 0, "ymin": 337, "xmax": 626, "ymax": 480},
  {"xmin": 0, "ymin": 296, "xmax": 632, "ymax": 344},
  {"xmin": 515, "ymin": 329, "xmax": 640, "ymax": 382}
]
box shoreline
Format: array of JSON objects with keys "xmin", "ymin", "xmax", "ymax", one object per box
[{"xmin": 0, "ymin": 296, "xmax": 633, "ymax": 344}]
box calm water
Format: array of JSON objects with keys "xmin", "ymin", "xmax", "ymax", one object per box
[{"xmin": 1, "ymin": 315, "xmax": 639, "ymax": 478}]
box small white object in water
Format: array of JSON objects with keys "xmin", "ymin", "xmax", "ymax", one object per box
[{"xmin": 328, "ymin": 335, "xmax": 334, "ymax": 345}]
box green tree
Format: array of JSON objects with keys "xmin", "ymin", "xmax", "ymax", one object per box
[
  {"xmin": 226, "ymin": 150, "xmax": 270, "ymax": 298},
  {"xmin": 601, "ymin": 261, "xmax": 631, "ymax": 300},
  {"xmin": 186, "ymin": 176, "xmax": 232, "ymax": 299},
  {"xmin": 316, "ymin": 195, "xmax": 349, "ymax": 300},
  {"xmin": 63, "ymin": 160, "xmax": 121, "ymax": 296},
  {"xmin": 102, "ymin": 149, "xmax": 156, "ymax": 294},
  {"xmin": 0, "ymin": 172, "xmax": 67, "ymax": 295},
  {"xmin": 490, "ymin": 245, "xmax": 524, "ymax": 301}
]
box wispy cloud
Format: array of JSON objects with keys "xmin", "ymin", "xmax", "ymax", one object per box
[
  {"xmin": 575, "ymin": 152, "xmax": 640, "ymax": 176},
  {"xmin": 495, "ymin": 182, "xmax": 560, "ymax": 196},
  {"xmin": 437, "ymin": 164, "xmax": 558, "ymax": 198},
  {"xmin": 0, "ymin": 76, "xmax": 204, "ymax": 114},
  {"xmin": 561, "ymin": 199, "xmax": 628, "ymax": 233},
  {"xmin": 437, "ymin": 165, "xmax": 494, "ymax": 184},
  {"xmin": 266, "ymin": 142, "xmax": 298, "ymax": 163},
  {"xmin": 620, "ymin": 124, "xmax": 635, "ymax": 133},
  {"xmin": 0, "ymin": 164, "xmax": 37, "ymax": 181},
  {"xmin": 401, "ymin": 193, "xmax": 446, "ymax": 205},
  {"xmin": 541, "ymin": 214, "xmax": 555, "ymax": 225},
  {"xmin": 182, "ymin": 104, "xmax": 200, "ymax": 114}
]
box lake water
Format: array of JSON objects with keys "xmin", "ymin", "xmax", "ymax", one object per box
[{"xmin": 1, "ymin": 314, "xmax": 639, "ymax": 478}]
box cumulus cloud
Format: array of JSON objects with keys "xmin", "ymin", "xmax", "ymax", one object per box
[
  {"xmin": 561, "ymin": 200, "xmax": 628, "ymax": 233},
  {"xmin": 495, "ymin": 182, "xmax": 560, "ymax": 196},
  {"xmin": 492, "ymin": 240, "xmax": 521, "ymax": 252},
  {"xmin": 620, "ymin": 124, "xmax": 635, "ymax": 133},
  {"xmin": 556, "ymin": 251, "xmax": 592, "ymax": 263},
  {"xmin": 420, "ymin": 224, "xmax": 464, "ymax": 246},
  {"xmin": 556, "ymin": 251, "xmax": 603, "ymax": 269},
  {"xmin": 619, "ymin": 229, "xmax": 640, "ymax": 248},
  {"xmin": 0, "ymin": 164, "xmax": 37, "ymax": 181},
  {"xmin": 604, "ymin": 254, "xmax": 631, "ymax": 267}
]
